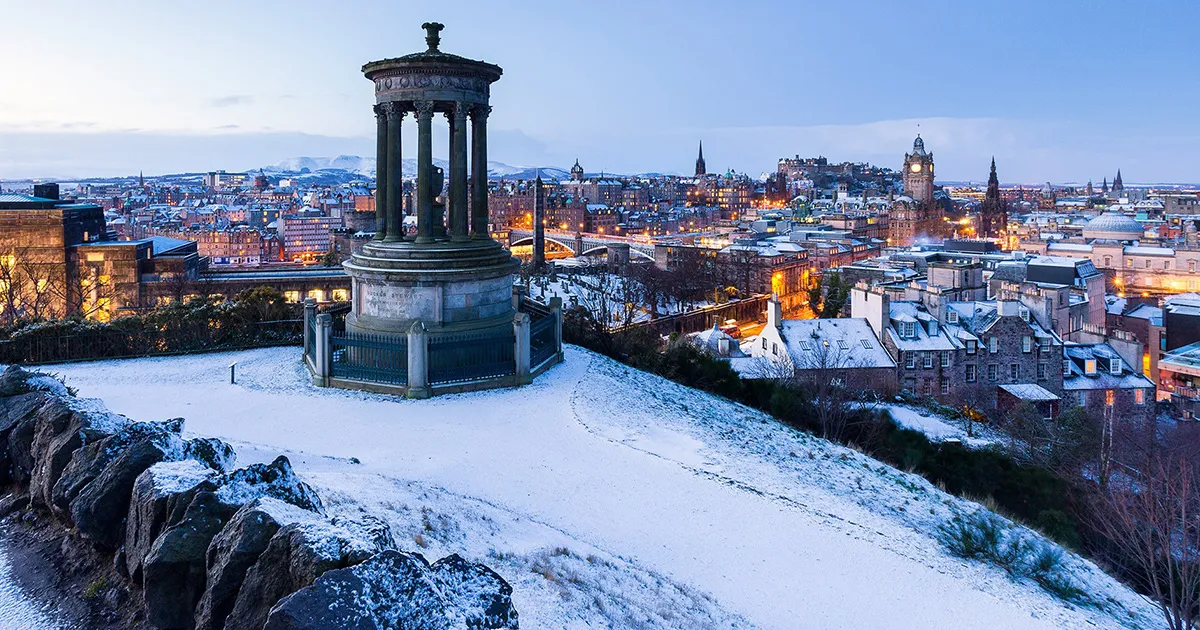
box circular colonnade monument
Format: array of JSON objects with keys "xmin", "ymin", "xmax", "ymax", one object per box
[{"xmin": 304, "ymin": 23, "xmax": 562, "ymax": 397}]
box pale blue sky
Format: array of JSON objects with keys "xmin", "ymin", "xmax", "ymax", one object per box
[{"xmin": 1, "ymin": 0, "xmax": 1197, "ymax": 183}]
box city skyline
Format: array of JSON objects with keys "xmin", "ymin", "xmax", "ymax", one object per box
[{"xmin": 1, "ymin": 0, "xmax": 1197, "ymax": 182}]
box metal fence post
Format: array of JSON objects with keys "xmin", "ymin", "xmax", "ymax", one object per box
[
  {"xmin": 549, "ymin": 296, "xmax": 564, "ymax": 359},
  {"xmin": 407, "ymin": 321, "xmax": 430, "ymax": 399},
  {"xmin": 514, "ymin": 312, "xmax": 531, "ymax": 385},
  {"xmin": 314, "ymin": 314, "xmax": 332, "ymax": 386},
  {"xmin": 303, "ymin": 298, "xmax": 317, "ymax": 361}
]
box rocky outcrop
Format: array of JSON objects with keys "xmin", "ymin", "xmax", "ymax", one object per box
[
  {"xmin": 194, "ymin": 500, "xmax": 297, "ymax": 630},
  {"xmin": 262, "ymin": 550, "xmax": 518, "ymax": 630},
  {"xmin": 125, "ymin": 459, "xmax": 221, "ymax": 585},
  {"xmin": 144, "ymin": 492, "xmax": 229, "ymax": 629},
  {"xmin": 224, "ymin": 510, "xmax": 395, "ymax": 630},
  {"xmin": 0, "ymin": 365, "xmax": 517, "ymax": 630}
]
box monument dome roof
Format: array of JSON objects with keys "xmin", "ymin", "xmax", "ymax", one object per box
[{"xmin": 1083, "ymin": 212, "xmax": 1144, "ymax": 241}]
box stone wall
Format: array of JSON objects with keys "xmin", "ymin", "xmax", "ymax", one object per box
[{"xmin": 0, "ymin": 365, "xmax": 517, "ymax": 630}]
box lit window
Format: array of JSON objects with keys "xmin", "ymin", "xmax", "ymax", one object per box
[
  {"xmin": 1135, "ymin": 389, "xmax": 1145, "ymax": 405},
  {"xmin": 1105, "ymin": 390, "xmax": 1115, "ymax": 406}
]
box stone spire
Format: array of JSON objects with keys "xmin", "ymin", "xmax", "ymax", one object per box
[
  {"xmin": 1113, "ymin": 169, "xmax": 1124, "ymax": 191},
  {"xmin": 981, "ymin": 157, "xmax": 1006, "ymax": 240},
  {"xmin": 694, "ymin": 141, "xmax": 706, "ymax": 177},
  {"xmin": 1102, "ymin": 177, "xmax": 1108, "ymax": 193}
]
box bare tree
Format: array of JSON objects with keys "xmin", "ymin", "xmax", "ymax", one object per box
[
  {"xmin": 0, "ymin": 247, "xmax": 63, "ymax": 325},
  {"xmin": 952, "ymin": 381, "xmax": 994, "ymax": 438},
  {"xmin": 788, "ymin": 335, "xmax": 881, "ymax": 441},
  {"xmin": 1090, "ymin": 454, "xmax": 1200, "ymax": 630}
]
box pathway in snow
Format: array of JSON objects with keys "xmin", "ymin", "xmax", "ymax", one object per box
[{"xmin": 43, "ymin": 347, "xmax": 1157, "ymax": 630}]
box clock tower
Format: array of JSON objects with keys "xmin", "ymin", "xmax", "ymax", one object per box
[{"xmin": 902, "ymin": 134, "xmax": 935, "ymax": 207}]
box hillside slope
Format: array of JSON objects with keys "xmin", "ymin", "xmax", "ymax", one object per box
[{"xmin": 44, "ymin": 347, "xmax": 1159, "ymax": 629}]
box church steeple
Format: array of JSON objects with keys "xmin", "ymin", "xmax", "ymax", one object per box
[
  {"xmin": 980, "ymin": 157, "xmax": 1006, "ymax": 240},
  {"xmin": 694, "ymin": 141, "xmax": 706, "ymax": 177},
  {"xmin": 1113, "ymin": 169, "xmax": 1124, "ymax": 192}
]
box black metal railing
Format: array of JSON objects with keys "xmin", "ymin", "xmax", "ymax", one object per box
[
  {"xmin": 428, "ymin": 330, "xmax": 516, "ymax": 386},
  {"xmin": 530, "ymin": 313, "xmax": 557, "ymax": 368},
  {"xmin": 0, "ymin": 319, "xmax": 303, "ymax": 365},
  {"xmin": 330, "ymin": 330, "xmax": 408, "ymax": 385},
  {"xmin": 305, "ymin": 314, "xmax": 316, "ymax": 359}
]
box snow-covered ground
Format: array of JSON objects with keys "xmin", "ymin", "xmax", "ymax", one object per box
[
  {"xmin": 41, "ymin": 347, "xmax": 1158, "ymax": 630},
  {"xmin": 881, "ymin": 404, "xmax": 997, "ymax": 448}
]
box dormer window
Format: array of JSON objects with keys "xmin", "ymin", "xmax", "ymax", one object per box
[
  {"xmin": 947, "ymin": 310, "xmax": 959, "ymax": 324},
  {"xmin": 1019, "ymin": 307, "xmax": 1030, "ymax": 322},
  {"xmin": 1063, "ymin": 359, "xmax": 1071, "ymax": 376},
  {"xmin": 1085, "ymin": 359, "xmax": 1097, "ymax": 375},
  {"xmin": 1110, "ymin": 357, "xmax": 1122, "ymax": 375},
  {"xmin": 928, "ymin": 320, "xmax": 939, "ymax": 336}
]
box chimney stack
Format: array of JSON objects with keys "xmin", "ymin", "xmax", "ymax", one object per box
[{"xmin": 768, "ymin": 292, "xmax": 783, "ymax": 329}]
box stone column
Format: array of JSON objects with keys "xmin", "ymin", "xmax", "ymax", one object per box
[
  {"xmin": 303, "ymin": 297, "xmax": 317, "ymax": 361},
  {"xmin": 415, "ymin": 100, "xmax": 436, "ymax": 244},
  {"xmin": 449, "ymin": 103, "xmax": 470, "ymax": 242},
  {"xmin": 384, "ymin": 103, "xmax": 404, "ymax": 242},
  {"xmin": 549, "ymin": 296, "xmax": 564, "ymax": 358},
  {"xmin": 514, "ymin": 312, "xmax": 531, "ymax": 385},
  {"xmin": 406, "ymin": 321, "xmax": 430, "ymax": 398},
  {"xmin": 470, "ymin": 105, "xmax": 492, "ymax": 239},
  {"xmin": 314, "ymin": 313, "xmax": 332, "ymax": 386},
  {"xmin": 373, "ymin": 105, "xmax": 387, "ymax": 240}
]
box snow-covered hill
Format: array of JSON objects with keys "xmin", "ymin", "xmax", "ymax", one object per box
[
  {"xmin": 260, "ymin": 156, "xmax": 568, "ymax": 181},
  {"xmin": 44, "ymin": 347, "xmax": 1160, "ymax": 629}
]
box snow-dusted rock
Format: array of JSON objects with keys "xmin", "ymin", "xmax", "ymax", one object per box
[
  {"xmin": 194, "ymin": 499, "xmax": 298, "ymax": 630},
  {"xmin": 144, "ymin": 491, "xmax": 228, "ymax": 630},
  {"xmin": 262, "ymin": 549, "xmax": 516, "ymax": 630},
  {"xmin": 216, "ymin": 456, "xmax": 323, "ymax": 515},
  {"xmin": 0, "ymin": 391, "xmax": 48, "ymax": 485},
  {"xmin": 68, "ymin": 419, "xmax": 192, "ymax": 549},
  {"xmin": 225, "ymin": 509, "xmax": 395, "ymax": 630},
  {"xmin": 126, "ymin": 459, "xmax": 221, "ymax": 584},
  {"xmin": 28, "ymin": 397, "xmax": 118, "ymax": 509}
]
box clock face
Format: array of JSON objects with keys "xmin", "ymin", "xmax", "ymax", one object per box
[{"xmin": 910, "ymin": 163, "xmax": 922, "ymax": 173}]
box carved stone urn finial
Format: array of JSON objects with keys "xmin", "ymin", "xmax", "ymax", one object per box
[{"xmin": 421, "ymin": 22, "xmax": 444, "ymax": 52}]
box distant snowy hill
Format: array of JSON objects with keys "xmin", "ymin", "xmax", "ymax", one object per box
[{"xmin": 261, "ymin": 156, "xmax": 568, "ymax": 181}]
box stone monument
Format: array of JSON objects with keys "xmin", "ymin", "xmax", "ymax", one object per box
[
  {"xmin": 304, "ymin": 23, "xmax": 562, "ymax": 398},
  {"xmin": 346, "ymin": 22, "xmax": 518, "ymax": 339}
]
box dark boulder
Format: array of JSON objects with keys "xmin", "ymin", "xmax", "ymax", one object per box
[
  {"xmin": 193, "ymin": 499, "xmax": 296, "ymax": 630},
  {"xmin": 69, "ymin": 420, "xmax": 186, "ymax": 549},
  {"xmin": 28, "ymin": 396, "xmax": 113, "ymax": 504},
  {"xmin": 126, "ymin": 460, "xmax": 221, "ymax": 584},
  {"xmin": 215, "ymin": 456, "xmax": 324, "ymax": 515},
  {"xmin": 0, "ymin": 365, "xmax": 34, "ymax": 397},
  {"xmin": 52, "ymin": 419, "xmax": 182, "ymax": 520},
  {"xmin": 0, "ymin": 392, "xmax": 47, "ymax": 486},
  {"xmin": 224, "ymin": 514, "xmax": 395, "ymax": 630},
  {"xmin": 143, "ymin": 491, "xmax": 228, "ymax": 630},
  {"xmin": 261, "ymin": 550, "xmax": 518, "ymax": 630},
  {"xmin": 430, "ymin": 554, "xmax": 519, "ymax": 630},
  {"xmin": 262, "ymin": 550, "xmax": 443, "ymax": 630}
]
